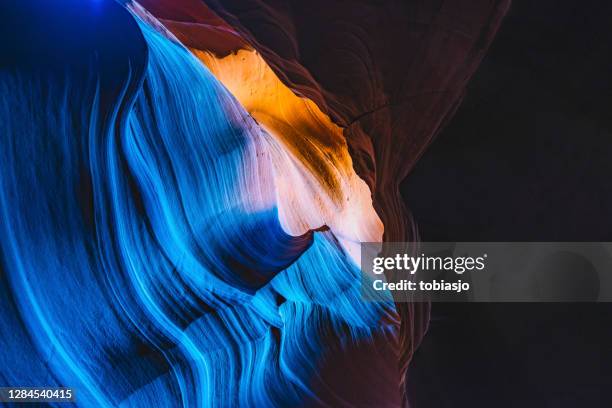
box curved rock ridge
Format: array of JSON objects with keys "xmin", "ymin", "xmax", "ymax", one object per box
[
  {"xmin": 0, "ymin": 0, "xmax": 401, "ymax": 406},
  {"xmin": 135, "ymin": 0, "xmax": 510, "ymax": 399}
]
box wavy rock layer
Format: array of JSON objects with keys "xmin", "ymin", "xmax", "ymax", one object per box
[
  {"xmin": 0, "ymin": 0, "xmax": 507, "ymax": 406},
  {"xmin": 1, "ymin": 0, "xmax": 398, "ymax": 407},
  {"xmin": 137, "ymin": 0, "xmax": 510, "ymax": 396}
]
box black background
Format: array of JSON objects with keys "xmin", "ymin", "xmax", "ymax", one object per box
[{"xmin": 403, "ymin": 1, "xmax": 612, "ymax": 406}]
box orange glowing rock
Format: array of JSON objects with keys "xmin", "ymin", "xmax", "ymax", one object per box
[{"xmin": 194, "ymin": 48, "xmax": 383, "ymax": 259}]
